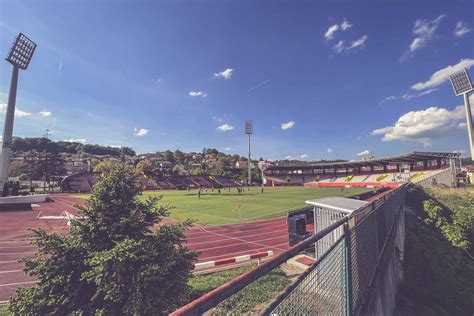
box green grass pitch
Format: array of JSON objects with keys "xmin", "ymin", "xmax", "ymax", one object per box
[{"xmin": 73, "ymin": 187, "xmax": 371, "ymax": 226}]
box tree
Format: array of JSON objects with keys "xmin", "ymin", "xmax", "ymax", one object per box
[{"xmin": 9, "ymin": 164, "xmax": 197, "ymax": 314}]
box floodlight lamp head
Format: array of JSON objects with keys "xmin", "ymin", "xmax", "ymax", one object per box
[
  {"xmin": 6, "ymin": 33, "xmax": 36, "ymax": 70},
  {"xmin": 449, "ymin": 68, "xmax": 473, "ymax": 96},
  {"xmin": 245, "ymin": 121, "xmax": 253, "ymax": 135}
]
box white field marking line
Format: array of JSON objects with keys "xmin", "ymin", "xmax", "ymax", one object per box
[
  {"xmin": 191, "ymin": 233, "xmax": 288, "ymax": 252},
  {"xmin": 198, "ymin": 245, "xmax": 288, "ymax": 262},
  {"xmin": 187, "ymin": 227, "xmax": 288, "ymax": 246},
  {"xmin": 0, "ymin": 252, "xmax": 36, "ymax": 256},
  {"xmin": 0, "ymin": 260, "xmax": 20, "ymax": 264},
  {"xmin": 0, "ymin": 245, "xmax": 35, "ymax": 249},
  {"xmin": 0, "ymin": 240, "xmax": 30, "ymax": 244},
  {"xmin": 186, "ymin": 223, "xmax": 288, "ymax": 241},
  {"xmin": 0, "ymin": 280, "xmax": 38, "ymax": 287},
  {"xmin": 196, "ymin": 227, "xmax": 289, "ymax": 252},
  {"xmin": 176, "ymin": 209, "xmax": 239, "ymax": 222},
  {"xmin": 0, "ymin": 270, "xmax": 22, "ymax": 274},
  {"xmin": 185, "ymin": 218, "xmax": 287, "ymax": 236}
]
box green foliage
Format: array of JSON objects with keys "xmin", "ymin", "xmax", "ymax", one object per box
[
  {"xmin": 188, "ymin": 264, "xmax": 289, "ymax": 314},
  {"xmin": 422, "ymin": 193, "xmax": 473, "ymax": 252},
  {"xmin": 398, "ymin": 186, "xmax": 474, "ymax": 315},
  {"xmin": 9, "ymin": 164, "xmax": 197, "ymax": 315},
  {"xmin": 12, "ymin": 137, "xmax": 135, "ymax": 157}
]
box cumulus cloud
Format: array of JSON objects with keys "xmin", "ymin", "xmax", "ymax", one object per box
[
  {"xmin": 327, "ymin": 148, "xmax": 334, "ymax": 153},
  {"xmin": 285, "ymin": 155, "xmax": 293, "ymax": 160},
  {"xmin": 333, "ymin": 35, "xmax": 368, "ymax": 53},
  {"xmin": 454, "ymin": 21, "xmax": 472, "ymax": 38},
  {"xmin": 39, "ymin": 110, "xmax": 52, "ymax": 117},
  {"xmin": 411, "ymin": 59, "xmax": 474, "ymax": 90},
  {"xmin": 189, "ymin": 90, "xmax": 207, "ymax": 97},
  {"xmin": 63, "ymin": 138, "xmax": 86, "ymax": 144},
  {"xmin": 217, "ymin": 123, "xmax": 234, "ymax": 132},
  {"xmin": 370, "ymin": 97, "xmax": 472, "ymax": 146},
  {"xmin": 324, "ymin": 19, "xmax": 352, "ymax": 40},
  {"xmin": 214, "ymin": 68, "xmax": 233, "ymax": 79},
  {"xmin": 281, "ymin": 121, "xmax": 295, "ymax": 130},
  {"xmin": 357, "ymin": 150, "xmax": 370, "ymax": 156},
  {"xmin": 224, "ymin": 147, "xmax": 232, "ymax": 151},
  {"xmin": 0, "ymin": 104, "xmax": 31, "ymax": 118},
  {"xmin": 134, "ymin": 128, "xmax": 149, "ymax": 136},
  {"xmin": 300, "ymin": 154, "xmax": 309, "ymax": 160}
]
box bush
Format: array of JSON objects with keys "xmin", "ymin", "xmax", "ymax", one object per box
[{"xmin": 9, "ymin": 164, "xmax": 197, "ymax": 315}]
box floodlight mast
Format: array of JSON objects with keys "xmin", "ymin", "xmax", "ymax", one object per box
[
  {"xmin": 245, "ymin": 121, "xmax": 253, "ymax": 186},
  {"xmin": 449, "ymin": 68, "xmax": 474, "ymax": 161},
  {"xmin": 0, "ymin": 33, "xmax": 37, "ymax": 187}
]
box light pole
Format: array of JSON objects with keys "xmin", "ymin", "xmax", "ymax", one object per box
[
  {"xmin": 449, "ymin": 68, "xmax": 474, "ymax": 161},
  {"xmin": 245, "ymin": 121, "xmax": 253, "ymax": 186},
  {"xmin": 0, "ymin": 33, "xmax": 37, "ymax": 188}
]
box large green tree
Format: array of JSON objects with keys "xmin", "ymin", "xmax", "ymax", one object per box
[{"xmin": 9, "ymin": 164, "xmax": 197, "ymax": 314}]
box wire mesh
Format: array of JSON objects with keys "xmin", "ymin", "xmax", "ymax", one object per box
[
  {"xmin": 267, "ymin": 186, "xmax": 407, "ymax": 316},
  {"xmin": 271, "ymin": 237, "xmax": 347, "ymax": 315}
]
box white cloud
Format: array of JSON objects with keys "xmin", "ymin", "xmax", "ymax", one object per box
[
  {"xmin": 217, "ymin": 123, "xmax": 234, "ymax": 132},
  {"xmin": 325, "ymin": 24, "xmax": 339, "ymax": 40},
  {"xmin": 402, "ymin": 88, "xmax": 438, "ymax": 100},
  {"xmin": 214, "ymin": 68, "xmax": 233, "ymax": 79},
  {"xmin": 285, "ymin": 155, "xmax": 293, "ymax": 160},
  {"xmin": 333, "ymin": 35, "xmax": 368, "ymax": 53},
  {"xmin": 110, "ymin": 145, "xmax": 122, "ymax": 148},
  {"xmin": 189, "ymin": 90, "xmax": 207, "ymax": 98},
  {"xmin": 63, "ymin": 138, "xmax": 86, "ymax": 144},
  {"xmin": 0, "ymin": 104, "xmax": 31, "ymax": 118},
  {"xmin": 324, "ymin": 19, "xmax": 352, "ymax": 40},
  {"xmin": 327, "ymin": 148, "xmax": 334, "ymax": 153},
  {"xmin": 411, "ymin": 59, "xmax": 474, "ymax": 90},
  {"xmin": 357, "ymin": 150, "xmax": 370, "ymax": 156},
  {"xmin": 300, "ymin": 154, "xmax": 309, "ymax": 159},
  {"xmin": 454, "ymin": 21, "xmax": 472, "ymax": 38},
  {"xmin": 410, "ymin": 15, "xmax": 445, "ymax": 53},
  {"xmin": 281, "ymin": 121, "xmax": 295, "ymax": 130},
  {"xmin": 381, "ymin": 89, "xmax": 438, "ymax": 104},
  {"xmin": 39, "ymin": 110, "xmax": 52, "ymax": 117},
  {"xmin": 370, "ymin": 97, "xmax": 472, "ymax": 146},
  {"xmin": 341, "ymin": 19, "xmax": 353, "ymax": 31},
  {"xmin": 134, "ymin": 128, "xmax": 149, "ymax": 136},
  {"xmin": 224, "ymin": 147, "xmax": 232, "ymax": 151},
  {"xmin": 380, "ymin": 96, "xmax": 397, "ymax": 105}
]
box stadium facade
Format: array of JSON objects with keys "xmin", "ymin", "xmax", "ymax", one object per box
[{"xmin": 263, "ymin": 151, "xmax": 461, "ymax": 188}]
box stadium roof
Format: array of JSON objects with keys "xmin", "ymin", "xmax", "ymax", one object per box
[{"xmin": 266, "ymin": 152, "xmax": 461, "ymax": 170}]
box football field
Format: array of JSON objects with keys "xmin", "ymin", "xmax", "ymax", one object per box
[{"xmin": 74, "ymin": 186, "xmax": 371, "ymax": 226}]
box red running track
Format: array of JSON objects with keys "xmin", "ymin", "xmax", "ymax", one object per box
[{"xmin": 0, "ymin": 195, "xmax": 304, "ymax": 304}]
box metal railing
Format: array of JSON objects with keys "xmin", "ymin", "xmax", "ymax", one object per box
[{"xmin": 172, "ymin": 185, "xmax": 407, "ymax": 315}]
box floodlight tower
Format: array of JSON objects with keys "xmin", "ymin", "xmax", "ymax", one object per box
[
  {"xmin": 449, "ymin": 68, "xmax": 474, "ymax": 161},
  {"xmin": 1, "ymin": 33, "xmax": 37, "ymax": 186},
  {"xmin": 245, "ymin": 121, "xmax": 253, "ymax": 186}
]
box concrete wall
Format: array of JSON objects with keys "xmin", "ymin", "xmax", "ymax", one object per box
[{"xmin": 360, "ymin": 203, "xmax": 406, "ymax": 316}]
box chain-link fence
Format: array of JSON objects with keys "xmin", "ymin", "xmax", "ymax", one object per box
[
  {"xmin": 171, "ymin": 185, "xmax": 407, "ymax": 316},
  {"xmin": 266, "ymin": 185, "xmax": 406, "ymax": 316}
]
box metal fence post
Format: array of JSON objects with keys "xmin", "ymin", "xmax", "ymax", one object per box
[{"xmin": 344, "ymin": 222, "xmax": 353, "ymax": 316}]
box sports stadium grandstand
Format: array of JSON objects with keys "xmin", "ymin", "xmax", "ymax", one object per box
[
  {"xmin": 60, "ymin": 172, "xmax": 241, "ymax": 192},
  {"xmin": 263, "ymin": 151, "xmax": 461, "ymax": 188}
]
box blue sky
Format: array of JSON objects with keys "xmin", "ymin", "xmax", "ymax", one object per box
[{"xmin": 0, "ymin": 0, "xmax": 473, "ymax": 160}]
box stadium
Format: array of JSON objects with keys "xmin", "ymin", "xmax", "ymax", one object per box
[{"xmin": 0, "ymin": 1, "xmax": 473, "ymax": 314}]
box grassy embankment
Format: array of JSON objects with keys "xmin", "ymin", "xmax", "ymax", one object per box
[{"xmin": 398, "ymin": 185, "xmax": 474, "ymax": 315}]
